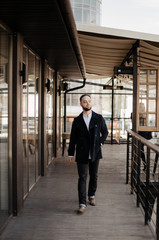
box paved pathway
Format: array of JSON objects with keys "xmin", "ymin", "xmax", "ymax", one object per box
[{"xmin": 0, "ymin": 145, "xmax": 155, "ymax": 240}]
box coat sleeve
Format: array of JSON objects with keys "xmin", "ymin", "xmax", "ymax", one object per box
[
  {"xmin": 68, "ymin": 120, "xmax": 76, "ymax": 156},
  {"xmin": 100, "ymin": 116, "xmax": 109, "ymax": 144}
]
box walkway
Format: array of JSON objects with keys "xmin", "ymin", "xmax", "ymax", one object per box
[{"xmin": 0, "ymin": 145, "xmax": 155, "ymax": 240}]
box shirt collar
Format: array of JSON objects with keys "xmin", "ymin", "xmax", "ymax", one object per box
[{"xmin": 83, "ymin": 111, "xmax": 92, "ymax": 119}]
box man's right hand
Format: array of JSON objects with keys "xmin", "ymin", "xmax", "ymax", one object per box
[{"xmin": 69, "ymin": 157, "xmax": 75, "ymax": 163}]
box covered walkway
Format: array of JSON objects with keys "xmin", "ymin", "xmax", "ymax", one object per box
[{"xmin": 0, "ymin": 145, "xmax": 154, "ymax": 240}]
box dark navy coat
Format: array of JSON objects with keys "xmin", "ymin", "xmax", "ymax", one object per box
[{"xmin": 68, "ymin": 111, "xmax": 108, "ymax": 163}]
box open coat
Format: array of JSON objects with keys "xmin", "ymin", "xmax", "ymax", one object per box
[{"xmin": 68, "ymin": 111, "xmax": 108, "ymax": 163}]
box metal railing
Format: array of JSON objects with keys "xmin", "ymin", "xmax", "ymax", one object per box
[{"xmin": 126, "ymin": 129, "xmax": 159, "ymax": 239}]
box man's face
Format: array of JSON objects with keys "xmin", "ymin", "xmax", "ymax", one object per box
[{"xmin": 80, "ymin": 96, "xmax": 92, "ymax": 111}]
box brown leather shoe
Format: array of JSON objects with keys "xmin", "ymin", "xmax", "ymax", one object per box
[
  {"xmin": 77, "ymin": 206, "xmax": 86, "ymax": 214},
  {"xmin": 89, "ymin": 197, "xmax": 96, "ymax": 206}
]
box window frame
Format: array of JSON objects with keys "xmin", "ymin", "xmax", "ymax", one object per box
[{"xmin": 137, "ymin": 68, "xmax": 159, "ymax": 131}]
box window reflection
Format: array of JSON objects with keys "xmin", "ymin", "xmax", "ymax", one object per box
[
  {"xmin": 149, "ymin": 70, "xmax": 156, "ymax": 83},
  {"xmin": 46, "ymin": 67, "xmax": 54, "ymax": 165},
  {"xmin": 139, "ymin": 85, "xmax": 147, "ymax": 98},
  {"xmin": 22, "ymin": 48, "xmax": 40, "ymax": 198},
  {"xmin": 148, "ymin": 114, "xmax": 156, "ymax": 127},
  {"xmin": 0, "ymin": 27, "xmax": 9, "ymax": 229},
  {"xmin": 139, "ymin": 70, "xmax": 147, "ymax": 83},
  {"xmin": 70, "ymin": 0, "xmax": 101, "ymax": 25},
  {"xmin": 138, "ymin": 69, "xmax": 157, "ymax": 129},
  {"xmin": 148, "ymin": 85, "xmax": 156, "ymax": 98}
]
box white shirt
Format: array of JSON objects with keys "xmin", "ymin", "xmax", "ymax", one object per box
[{"xmin": 83, "ymin": 111, "xmax": 92, "ymax": 130}]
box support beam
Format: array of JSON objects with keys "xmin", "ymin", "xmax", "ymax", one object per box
[
  {"xmin": 120, "ymin": 40, "xmax": 139, "ymax": 67},
  {"xmin": 132, "ymin": 46, "xmax": 138, "ymax": 132}
]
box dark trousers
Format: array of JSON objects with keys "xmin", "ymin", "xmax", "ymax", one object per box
[{"xmin": 77, "ymin": 159, "xmax": 100, "ymax": 206}]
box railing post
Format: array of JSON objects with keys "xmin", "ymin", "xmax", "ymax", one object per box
[
  {"xmin": 145, "ymin": 147, "xmax": 150, "ymax": 225},
  {"xmin": 126, "ymin": 131, "xmax": 130, "ymax": 184},
  {"xmin": 136, "ymin": 140, "xmax": 141, "ymax": 207},
  {"xmin": 131, "ymin": 136, "xmax": 135, "ymax": 194},
  {"xmin": 157, "ymin": 195, "xmax": 159, "ymax": 240}
]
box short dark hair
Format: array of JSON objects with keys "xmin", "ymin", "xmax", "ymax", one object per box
[{"xmin": 80, "ymin": 94, "xmax": 91, "ymax": 102}]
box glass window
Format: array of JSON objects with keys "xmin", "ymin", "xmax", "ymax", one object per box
[
  {"xmin": 28, "ymin": 51, "xmax": 36, "ymax": 190},
  {"xmin": 139, "ymin": 85, "xmax": 147, "ymax": 98},
  {"xmin": 149, "ymin": 70, "xmax": 157, "ymax": 83},
  {"xmin": 35, "ymin": 58, "xmax": 40, "ymax": 178},
  {"xmin": 138, "ymin": 69, "xmax": 157, "ymax": 129},
  {"xmin": 70, "ymin": 0, "xmax": 101, "ymax": 25},
  {"xmin": 148, "ymin": 114, "xmax": 156, "ymax": 127},
  {"xmin": 0, "ymin": 27, "xmax": 10, "ymax": 229},
  {"xmin": 91, "ymin": 0, "xmax": 96, "ymax": 6},
  {"xmin": 148, "ymin": 85, "xmax": 156, "ymax": 98},
  {"xmin": 90, "ymin": 10, "xmax": 96, "ymax": 24},
  {"xmin": 139, "ymin": 100, "xmax": 147, "ymax": 126},
  {"xmin": 84, "ymin": 0, "xmax": 90, "ymax": 4},
  {"xmin": 22, "ymin": 48, "xmax": 28, "ymax": 197},
  {"xmin": 83, "ymin": 9, "xmax": 90, "ymax": 23},
  {"xmin": 46, "ymin": 67, "xmax": 54, "ymax": 165},
  {"xmin": 148, "ymin": 99, "xmax": 156, "ymax": 112},
  {"xmin": 139, "ymin": 70, "xmax": 147, "ymax": 83},
  {"xmin": 74, "ymin": 3, "xmax": 82, "ymax": 8},
  {"xmin": 74, "ymin": 8, "xmax": 82, "ymax": 22},
  {"xmin": 22, "ymin": 48, "xmax": 41, "ymax": 198}
]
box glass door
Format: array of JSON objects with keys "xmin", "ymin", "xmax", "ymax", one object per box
[
  {"xmin": 0, "ymin": 27, "xmax": 10, "ymax": 229},
  {"xmin": 22, "ymin": 47, "xmax": 40, "ymax": 198},
  {"xmin": 46, "ymin": 67, "xmax": 54, "ymax": 165},
  {"xmin": 28, "ymin": 51, "xmax": 36, "ymax": 189}
]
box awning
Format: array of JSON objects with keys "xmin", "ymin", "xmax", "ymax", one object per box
[
  {"xmin": 77, "ymin": 24, "xmax": 159, "ymax": 79},
  {"xmin": 139, "ymin": 40, "xmax": 159, "ymax": 68}
]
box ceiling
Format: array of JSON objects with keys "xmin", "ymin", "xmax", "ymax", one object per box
[{"xmin": 0, "ymin": 0, "xmax": 86, "ymax": 79}]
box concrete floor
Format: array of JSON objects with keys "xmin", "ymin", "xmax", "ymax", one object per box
[{"xmin": 0, "ymin": 144, "xmax": 155, "ymax": 240}]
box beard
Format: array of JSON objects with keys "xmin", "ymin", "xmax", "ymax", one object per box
[{"xmin": 83, "ymin": 106, "xmax": 92, "ymax": 111}]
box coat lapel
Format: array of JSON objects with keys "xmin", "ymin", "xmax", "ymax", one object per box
[
  {"xmin": 76, "ymin": 112, "xmax": 88, "ymax": 133},
  {"xmin": 76, "ymin": 111, "xmax": 98, "ymax": 133},
  {"xmin": 89, "ymin": 111, "xmax": 98, "ymax": 130}
]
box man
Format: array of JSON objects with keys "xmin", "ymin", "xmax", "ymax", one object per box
[{"xmin": 68, "ymin": 94, "xmax": 108, "ymax": 214}]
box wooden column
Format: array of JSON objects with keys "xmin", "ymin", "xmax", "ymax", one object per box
[{"xmin": 12, "ymin": 32, "xmax": 23, "ymax": 215}]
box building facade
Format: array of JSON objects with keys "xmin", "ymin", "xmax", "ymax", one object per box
[
  {"xmin": 70, "ymin": 0, "xmax": 102, "ymax": 25},
  {"xmin": 0, "ymin": 0, "xmax": 85, "ymax": 233}
]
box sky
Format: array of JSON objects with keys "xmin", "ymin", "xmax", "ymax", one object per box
[{"xmin": 101, "ymin": 0, "xmax": 159, "ymax": 35}]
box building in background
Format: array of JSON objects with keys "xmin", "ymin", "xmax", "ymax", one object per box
[{"xmin": 70, "ymin": 0, "xmax": 102, "ymax": 25}]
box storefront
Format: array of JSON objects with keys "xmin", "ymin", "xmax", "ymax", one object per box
[{"xmin": 0, "ymin": 0, "xmax": 86, "ymax": 233}]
